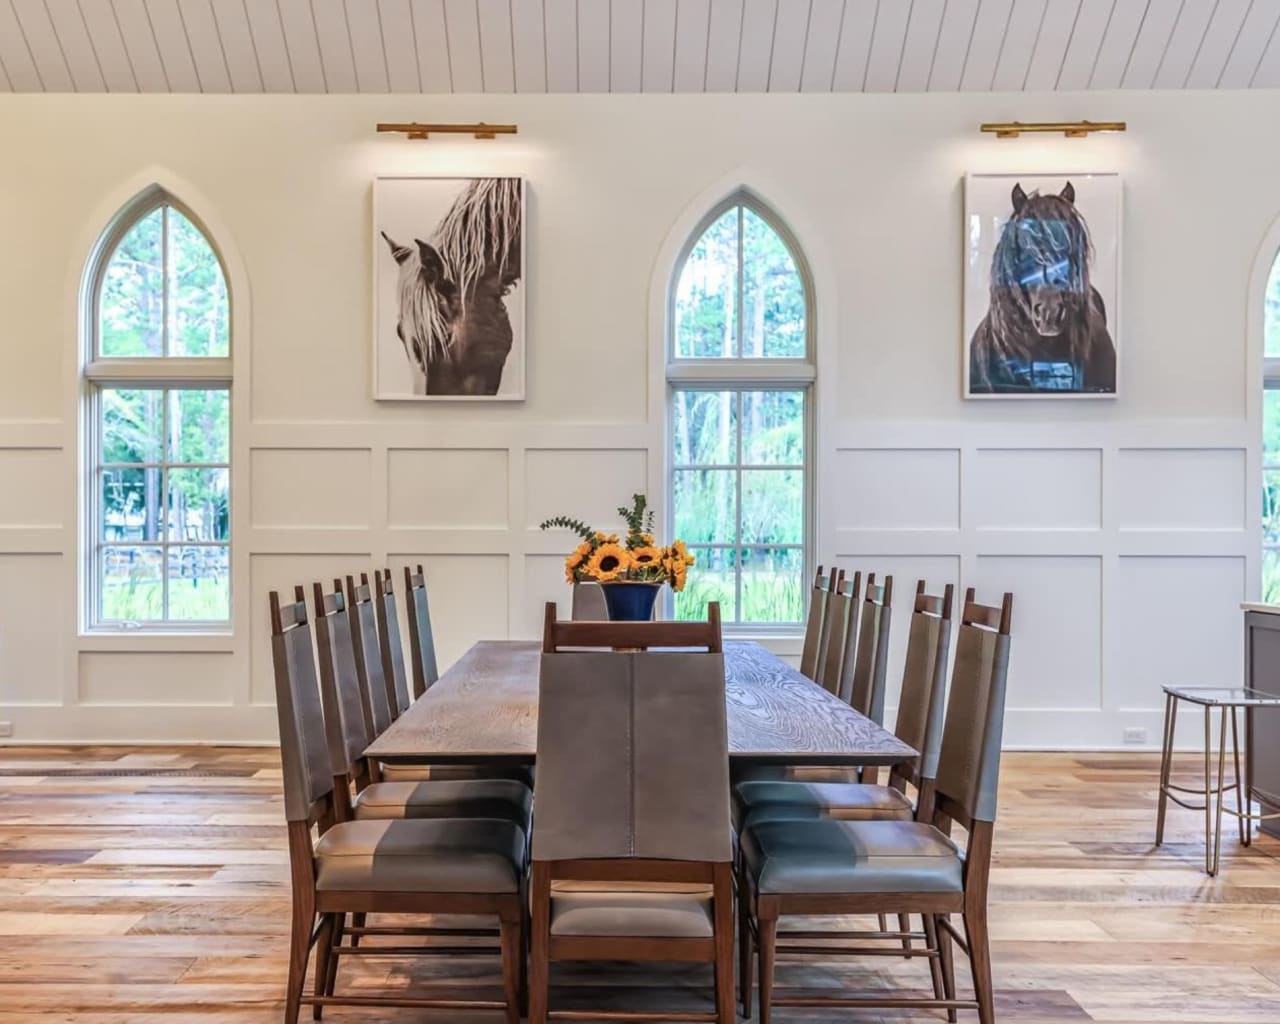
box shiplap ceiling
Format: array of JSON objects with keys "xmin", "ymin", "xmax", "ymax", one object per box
[{"xmin": 3, "ymin": 1, "xmax": 1280, "ymax": 95}]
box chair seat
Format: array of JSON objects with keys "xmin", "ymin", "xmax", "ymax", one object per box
[
  {"xmin": 549, "ymin": 889, "xmax": 714, "ymax": 938},
  {"xmin": 380, "ymin": 761, "xmax": 534, "ymax": 785},
  {"xmin": 733, "ymin": 764, "xmax": 863, "ymax": 785},
  {"xmin": 740, "ymin": 819, "xmax": 962, "ymax": 896},
  {"xmin": 315, "ymin": 818, "xmax": 525, "ymax": 894},
  {"xmin": 353, "ymin": 778, "xmax": 532, "ymax": 825},
  {"xmin": 735, "ymin": 780, "xmax": 914, "ymax": 830}
]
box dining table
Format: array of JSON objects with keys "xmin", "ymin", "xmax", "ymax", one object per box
[{"xmin": 364, "ymin": 639, "xmax": 916, "ymax": 768}]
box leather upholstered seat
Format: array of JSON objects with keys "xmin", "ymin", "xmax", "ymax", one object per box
[
  {"xmin": 379, "ymin": 762, "xmax": 533, "ymax": 785},
  {"xmin": 352, "ymin": 778, "xmax": 532, "ymax": 825},
  {"xmin": 549, "ymin": 890, "xmax": 714, "ymax": 938},
  {"xmin": 736, "ymin": 780, "xmax": 913, "ymax": 830},
  {"xmin": 740, "ymin": 818, "xmax": 962, "ymax": 896},
  {"xmin": 314, "ymin": 817, "xmax": 525, "ymax": 893}
]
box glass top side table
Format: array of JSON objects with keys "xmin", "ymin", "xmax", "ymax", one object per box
[{"xmin": 1156, "ymin": 685, "xmax": 1280, "ymax": 876}]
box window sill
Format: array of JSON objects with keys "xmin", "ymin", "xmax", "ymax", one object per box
[{"xmin": 78, "ymin": 632, "xmax": 235, "ymax": 654}]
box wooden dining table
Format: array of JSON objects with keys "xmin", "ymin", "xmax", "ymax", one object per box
[{"xmin": 365, "ymin": 640, "xmax": 916, "ymax": 768}]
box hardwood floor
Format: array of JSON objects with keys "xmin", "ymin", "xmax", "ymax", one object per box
[{"xmin": 0, "ymin": 747, "xmax": 1277, "ymax": 1022}]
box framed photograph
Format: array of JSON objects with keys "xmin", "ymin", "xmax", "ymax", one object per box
[
  {"xmin": 963, "ymin": 172, "xmax": 1120, "ymax": 399},
  {"xmin": 373, "ymin": 175, "xmax": 525, "ymax": 400}
]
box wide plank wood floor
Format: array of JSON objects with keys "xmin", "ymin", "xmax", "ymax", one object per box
[{"xmin": 0, "ymin": 746, "xmax": 1277, "ymax": 1022}]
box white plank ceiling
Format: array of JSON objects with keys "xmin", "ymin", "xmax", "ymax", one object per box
[{"xmin": 3, "ymin": 0, "xmax": 1280, "ymax": 94}]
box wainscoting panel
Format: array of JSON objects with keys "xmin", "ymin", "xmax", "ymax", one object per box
[
  {"xmin": 1110, "ymin": 555, "xmax": 1246, "ymax": 710},
  {"xmin": 386, "ymin": 553, "xmax": 510, "ymax": 670},
  {"xmin": 1115, "ymin": 448, "xmax": 1246, "ymax": 530},
  {"xmin": 387, "ymin": 449, "xmax": 509, "ymax": 529},
  {"xmin": 0, "ymin": 553, "xmax": 66, "ymax": 706},
  {"xmin": 0, "ymin": 448, "xmax": 65, "ymax": 527},
  {"xmin": 524, "ymin": 448, "xmax": 649, "ymax": 531},
  {"xmin": 78, "ymin": 651, "xmax": 236, "ymax": 706},
  {"xmin": 833, "ymin": 448, "xmax": 961, "ymax": 530},
  {"xmin": 250, "ymin": 449, "xmax": 373, "ymax": 529},
  {"xmin": 971, "ymin": 448, "xmax": 1102, "ymax": 530},
  {"xmin": 522, "ymin": 553, "xmax": 573, "ymax": 637}
]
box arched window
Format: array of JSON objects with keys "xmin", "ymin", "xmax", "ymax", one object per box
[
  {"xmin": 85, "ymin": 192, "xmax": 231, "ymax": 629},
  {"xmin": 667, "ymin": 194, "xmax": 813, "ymax": 628}
]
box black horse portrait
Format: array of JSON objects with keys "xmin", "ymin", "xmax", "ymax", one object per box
[
  {"xmin": 381, "ymin": 178, "xmax": 522, "ymax": 397},
  {"xmin": 968, "ymin": 181, "xmax": 1116, "ymax": 395}
]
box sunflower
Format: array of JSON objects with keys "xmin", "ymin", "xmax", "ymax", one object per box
[
  {"xmin": 629, "ymin": 545, "xmax": 663, "ymax": 568},
  {"xmin": 564, "ymin": 541, "xmax": 593, "ymax": 581},
  {"xmin": 585, "ymin": 543, "xmax": 631, "ymax": 582},
  {"xmin": 595, "ymin": 531, "xmax": 620, "ymax": 545}
]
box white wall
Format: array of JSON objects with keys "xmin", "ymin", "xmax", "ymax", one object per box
[{"xmin": 0, "ymin": 89, "xmax": 1272, "ymax": 748}]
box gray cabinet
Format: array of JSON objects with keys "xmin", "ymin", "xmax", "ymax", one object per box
[{"xmin": 1244, "ymin": 610, "xmax": 1280, "ymax": 839}]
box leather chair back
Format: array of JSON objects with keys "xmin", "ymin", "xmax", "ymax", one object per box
[
  {"xmin": 818, "ymin": 571, "xmax": 861, "ymax": 695},
  {"xmin": 570, "ymin": 581, "xmax": 608, "ymax": 621},
  {"xmin": 534, "ymin": 626, "xmax": 731, "ymax": 865},
  {"xmin": 313, "ymin": 580, "xmax": 372, "ymax": 775},
  {"xmin": 894, "ymin": 581, "xmax": 955, "ymax": 784},
  {"xmin": 269, "ymin": 589, "xmax": 334, "ymax": 823},
  {"xmin": 844, "ymin": 574, "xmax": 893, "ymax": 721},
  {"xmin": 798, "ymin": 565, "xmax": 830, "ymax": 680},
  {"xmin": 934, "ymin": 589, "xmax": 1013, "ymax": 825},
  {"xmin": 811, "ymin": 566, "xmax": 841, "ymax": 687},
  {"xmin": 374, "ymin": 569, "xmax": 412, "ymax": 718},
  {"xmin": 345, "ymin": 574, "xmax": 393, "ymax": 737},
  {"xmin": 404, "ymin": 564, "xmax": 440, "ymax": 698}
]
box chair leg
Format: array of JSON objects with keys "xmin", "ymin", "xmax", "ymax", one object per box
[
  {"xmin": 1155, "ymin": 692, "xmax": 1177, "ymax": 845},
  {"xmin": 348, "ymin": 910, "xmax": 366, "ymax": 948},
  {"xmin": 528, "ymin": 923, "xmax": 549, "ymax": 1024},
  {"xmin": 323, "ymin": 913, "xmax": 345, "ymax": 1000},
  {"xmin": 712, "ymin": 869, "xmax": 735, "ymax": 1024},
  {"xmin": 284, "ymin": 890, "xmax": 315, "ymax": 1024},
  {"xmin": 923, "ymin": 913, "xmax": 949, "ymax": 1015},
  {"xmin": 499, "ymin": 915, "xmax": 522, "ymax": 1024},
  {"xmin": 898, "ymin": 912, "xmax": 912, "ymax": 956},
  {"xmin": 963, "ymin": 903, "xmax": 996, "ymax": 1024},
  {"xmin": 737, "ymin": 887, "xmax": 754, "ymax": 1018},
  {"xmin": 311, "ymin": 913, "xmax": 335, "ymax": 1020},
  {"xmin": 757, "ymin": 911, "xmax": 778, "ymax": 1024},
  {"xmin": 935, "ymin": 913, "xmax": 958, "ymax": 1024},
  {"xmin": 1231, "ymin": 705, "xmax": 1249, "ymax": 846}
]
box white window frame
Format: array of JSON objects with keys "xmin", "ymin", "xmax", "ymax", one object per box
[
  {"xmin": 665, "ymin": 193, "xmax": 816, "ymax": 635},
  {"xmin": 83, "ymin": 191, "xmax": 233, "ymax": 634}
]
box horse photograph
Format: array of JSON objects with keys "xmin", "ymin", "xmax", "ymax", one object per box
[
  {"xmin": 964, "ymin": 173, "xmax": 1119, "ymax": 398},
  {"xmin": 374, "ymin": 176, "xmax": 525, "ymax": 400}
]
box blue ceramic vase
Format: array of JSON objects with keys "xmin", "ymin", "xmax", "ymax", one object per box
[{"xmin": 601, "ymin": 582, "xmax": 661, "ymax": 622}]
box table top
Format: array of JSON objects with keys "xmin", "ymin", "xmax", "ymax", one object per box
[
  {"xmin": 365, "ymin": 640, "xmax": 916, "ymax": 766},
  {"xmin": 1163, "ymin": 685, "xmax": 1280, "ymax": 708}
]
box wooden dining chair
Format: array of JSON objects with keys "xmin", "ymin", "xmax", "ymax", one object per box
[
  {"xmin": 737, "ymin": 588, "xmax": 1013, "ymax": 1024},
  {"xmin": 373, "ymin": 568, "xmax": 413, "ymax": 719},
  {"xmin": 842, "ymin": 572, "xmax": 894, "ymax": 722},
  {"xmin": 403, "ymin": 564, "xmax": 440, "ymax": 700},
  {"xmin": 269, "ymin": 589, "xmax": 527, "ymax": 1024},
  {"xmin": 809, "ymin": 566, "xmax": 841, "ymax": 685},
  {"xmin": 817, "ymin": 570, "xmax": 862, "ymax": 696},
  {"xmin": 528, "ymin": 602, "xmax": 735, "ymax": 1024},
  {"xmin": 798, "ymin": 565, "xmax": 831, "ymax": 680},
  {"xmin": 312, "ymin": 579, "xmax": 531, "ymax": 827},
  {"xmin": 344, "ymin": 573, "xmax": 395, "ymax": 746}
]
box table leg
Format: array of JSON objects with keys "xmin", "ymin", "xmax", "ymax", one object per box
[{"xmin": 1156, "ymin": 693, "xmax": 1177, "ymax": 846}]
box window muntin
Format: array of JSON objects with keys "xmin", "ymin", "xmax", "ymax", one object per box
[
  {"xmin": 668, "ymin": 196, "xmax": 813, "ymax": 628},
  {"xmin": 87, "ymin": 195, "xmax": 231, "ymax": 630}
]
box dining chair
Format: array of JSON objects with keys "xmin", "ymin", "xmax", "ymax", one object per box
[
  {"xmin": 842, "ymin": 572, "xmax": 894, "ymax": 722},
  {"xmin": 737, "ymin": 588, "xmax": 1013, "ymax": 1024},
  {"xmin": 269, "ymin": 589, "xmax": 526, "ymax": 1024},
  {"xmin": 344, "ymin": 573, "xmax": 395, "ymax": 746},
  {"xmin": 312, "ymin": 579, "xmax": 531, "ymax": 827},
  {"xmin": 798, "ymin": 565, "xmax": 831, "ymax": 680},
  {"xmin": 569, "ymin": 580, "xmax": 608, "ymax": 620},
  {"xmin": 403, "ymin": 564, "xmax": 440, "ymax": 700},
  {"xmin": 817, "ymin": 570, "xmax": 861, "ymax": 696},
  {"xmin": 373, "ymin": 568, "xmax": 413, "ymax": 719},
  {"xmin": 810, "ymin": 566, "xmax": 841, "ymax": 685},
  {"xmin": 528, "ymin": 602, "xmax": 735, "ymax": 1024}
]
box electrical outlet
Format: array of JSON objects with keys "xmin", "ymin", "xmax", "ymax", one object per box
[
  {"xmin": 0, "ymin": 722, "xmax": 12, "ymax": 738},
  {"xmin": 1123, "ymin": 726, "xmax": 1147, "ymax": 745}
]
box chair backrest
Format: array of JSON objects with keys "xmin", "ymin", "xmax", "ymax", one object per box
[
  {"xmin": 541, "ymin": 601, "xmax": 723, "ymax": 653},
  {"xmin": 811, "ymin": 566, "xmax": 840, "ymax": 685},
  {"xmin": 403, "ymin": 564, "xmax": 440, "ymax": 699},
  {"xmin": 269, "ymin": 588, "xmax": 334, "ymax": 825},
  {"xmin": 892, "ymin": 581, "xmax": 955, "ymax": 791},
  {"xmin": 798, "ymin": 564, "xmax": 830, "ymax": 679},
  {"xmin": 533, "ymin": 607, "xmax": 731, "ymax": 864},
  {"xmin": 312, "ymin": 579, "xmax": 372, "ymax": 782},
  {"xmin": 842, "ymin": 573, "xmax": 893, "ymax": 720},
  {"xmin": 373, "ymin": 569, "xmax": 412, "ymax": 718},
  {"xmin": 345, "ymin": 574, "xmax": 393, "ymax": 737},
  {"xmin": 934, "ymin": 588, "xmax": 1013, "ymax": 827},
  {"xmin": 570, "ymin": 581, "xmax": 608, "ymax": 621},
  {"xmin": 818, "ymin": 570, "xmax": 861, "ymax": 695}
]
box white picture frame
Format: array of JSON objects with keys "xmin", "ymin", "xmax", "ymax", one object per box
[
  {"xmin": 373, "ymin": 175, "xmax": 526, "ymax": 401},
  {"xmin": 963, "ymin": 172, "xmax": 1121, "ymax": 400}
]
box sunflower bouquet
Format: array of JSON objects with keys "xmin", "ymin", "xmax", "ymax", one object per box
[{"xmin": 540, "ymin": 494, "xmax": 696, "ymax": 593}]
